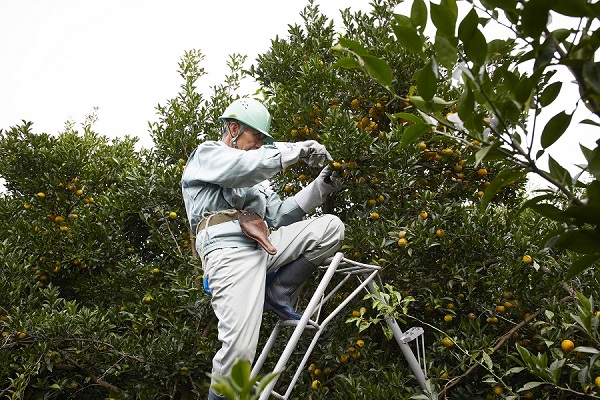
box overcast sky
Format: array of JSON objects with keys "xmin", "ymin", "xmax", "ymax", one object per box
[
  {"xmin": 1, "ymin": 1, "xmax": 598, "ymax": 177},
  {"xmin": 0, "ymin": 0, "xmax": 371, "ymax": 149}
]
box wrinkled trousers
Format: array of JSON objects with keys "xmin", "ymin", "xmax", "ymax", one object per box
[{"xmin": 201, "ymin": 215, "xmax": 345, "ymax": 383}]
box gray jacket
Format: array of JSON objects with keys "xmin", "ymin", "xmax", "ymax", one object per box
[{"xmin": 181, "ymin": 141, "xmax": 305, "ymax": 257}]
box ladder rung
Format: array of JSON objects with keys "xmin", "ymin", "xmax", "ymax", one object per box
[
  {"xmin": 280, "ymin": 319, "xmax": 320, "ymax": 329},
  {"xmin": 398, "ymin": 326, "xmax": 424, "ymax": 343}
]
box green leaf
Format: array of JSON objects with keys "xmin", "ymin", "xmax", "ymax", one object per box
[
  {"xmin": 541, "ymin": 111, "xmax": 572, "ymax": 149},
  {"xmin": 336, "ymin": 38, "xmax": 369, "ymax": 56},
  {"xmin": 392, "ymin": 19, "xmax": 424, "ymax": 53},
  {"xmin": 521, "ymin": 0, "xmax": 555, "ymax": 38},
  {"xmin": 390, "ymin": 112, "xmax": 425, "ymax": 124},
  {"xmin": 417, "ymin": 60, "xmax": 437, "ymax": 101},
  {"xmin": 411, "ymin": 0, "xmax": 428, "ymax": 32},
  {"xmin": 552, "ymin": 0, "xmax": 598, "ymax": 18},
  {"xmin": 430, "ymin": 0, "xmax": 458, "ymax": 37},
  {"xmin": 562, "ymin": 205, "xmax": 600, "ymax": 225},
  {"xmin": 457, "ymin": 86, "xmax": 475, "ymax": 130},
  {"xmin": 539, "ymin": 81, "xmax": 562, "ymax": 107},
  {"xmin": 566, "ymin": 254, "xmax": 600, "ymax": 279},
  {"xmin": 230, "ymin": 359, "xmax": 251, "ymax": 391},
  {"xmin": 480, "ymin": 168, "xmax": 527, "ymax": 209},
  {"xmin": 548, "ymin": 156, "xmax": 572, "ymax": 187},
  {"xmin": 361, "ymin": 55, "xmax": 394, "ymax": 90},
  {"xmin": 553, "ymin": 229, "xmax": 600, "ymax": 254},
  {"xmin": 458, "ymin": 8, "xmax": 478, "ymax": 40},
  {"xmin": 532, "ymin": 204, "xmax": 572, "ymax": 222},
  {"xmin": 581, "ymin": 142, "xmax": 600, "ymax": 179},
  {"xmin": 474, "ymin": 142, "xmax": 500, "ymax": 166},
  {"xmin": 514, "ymin": 75, "xmax": 534, "ymax": 105},
  {"xmin": 331, "ymin": 57, "xmax": 361, "ymax": 70},
  {"xmin": 435, "ymin": 34, "xmax": 459, "ymax": 71},
  {"xmin": 582, "ymin": 61, "xmax": 600, "ymax": 96},
  {"xmin": 400, "ymin": 123, "xmax": 431, "ymax": 148},
  {"xmin": 458, "ymin": 9, "xmax": 488, "ymax": 65},
  {"xmin": 581, "ymin": 118, "xmax": 600, "ymax": 127},
  {"xmin": 518, "ymin": 381, "xmax": 545, "ymax": 392}
]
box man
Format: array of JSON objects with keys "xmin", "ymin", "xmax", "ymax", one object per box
[{"xmin": 181, "ymin": 98, "xmax": 345, "ymax": 400}]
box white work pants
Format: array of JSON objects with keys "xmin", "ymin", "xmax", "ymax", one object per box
[{"xmin": 202, "ymin": 215, "xmax": 345, "ymax": 382}]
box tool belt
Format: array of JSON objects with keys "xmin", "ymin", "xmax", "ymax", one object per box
[{"xmin": 197, "ymin": 209, "xmax": 277, "ymax": 255}]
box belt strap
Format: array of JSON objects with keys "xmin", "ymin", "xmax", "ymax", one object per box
[{"xmin": 197, "ymin": 210, "xmax": 241, "ymax": 233}]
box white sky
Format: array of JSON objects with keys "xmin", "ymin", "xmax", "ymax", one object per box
[
  {"xmin": 1, "ymin": 0, "xmax": 598, "ymax": 179},
  {"xmin": 0, "ymin": 0, "xmax": 372, "ymax": 149}
]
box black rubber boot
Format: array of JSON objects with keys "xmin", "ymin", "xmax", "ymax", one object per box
[
  {"xmin": 264, "ymin": 255, "xmax": 317, "ymax": 320},
  {"xmin": 208, "ymin": 388, "xmax": 228, "ymax": 400}
]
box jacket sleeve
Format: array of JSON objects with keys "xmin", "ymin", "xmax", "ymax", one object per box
[
  {"xmin": 182, "ymin": 141, "xmax": 283, "ymax": 189},
  {"xmin": 263, "ymin": 188, "xmax": 306, "ymax": 228}
]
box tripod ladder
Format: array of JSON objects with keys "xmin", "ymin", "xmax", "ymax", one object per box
[{"xmin": 251, "ymin": 252, "xmax": 432, "ymax": 399}]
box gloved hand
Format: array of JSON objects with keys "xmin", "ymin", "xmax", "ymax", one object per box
[
  {"xmin": 294, "ymin": 165, "xmax": 343, "ymax": 212},
  {"xmin": 275, "ymin": 140, "xmax": 332, "ymax": 168}
]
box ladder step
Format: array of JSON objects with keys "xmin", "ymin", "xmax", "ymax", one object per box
[
  {"xmin": 280, "ymin": 319, "xmax": 320, "ymax": 329},
  {"xmin": 398, "ymin": 326, "xmax": 424, "ymax": 343}
]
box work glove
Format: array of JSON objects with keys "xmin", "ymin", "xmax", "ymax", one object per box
[
  {"xmin": 294, "ymin": 165, "xmax": 343, "ymax": 212},
  {"xmin": 275, "ymin": 140, "xmax": 332, "ymax": 168}
]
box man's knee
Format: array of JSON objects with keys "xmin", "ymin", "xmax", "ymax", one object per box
[{"xmin": 321, "ymin": 214, "xmax": 345, "ymax": 241}]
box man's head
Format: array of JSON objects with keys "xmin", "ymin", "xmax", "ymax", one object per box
[{"xmin": 219, "ymin": 98, "xmax": 273, "ymax": 150}]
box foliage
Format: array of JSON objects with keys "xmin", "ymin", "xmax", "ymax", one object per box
[
  {"xmin": 2, "ymin": 1, "xmax": 600, "ymax": 400},
  {"xmin": 0, "ymin": 49, "xmax": 245, "ymax": 399}
]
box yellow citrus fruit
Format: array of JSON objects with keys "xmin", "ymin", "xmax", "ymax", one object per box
[
  {"xmin": 497, "ymin": 305, "xmax": 506, "ymax": 313},
  {"xmin": 444, "ymin": 315, "xmax": 453, "ymax": 323},
  {"xmin": 367, "ymin": 199, "xmax": 377, "ymax": 207},
  {"xmin": 352, "ymin": 310, "xmax": 361, "ymax": 317},
  {"xmin": 595, "ymin": 376, "xmax": 600, "ymax": 388},
  {"xmin": 524, "ymin": 391, "xmax": 534, "ymax": 399},
  {"xmin": 54, "ymin": 216, "xmax": 64, "ymax": 223},
  {"xmin": 522, "ymin": 254, "xmax": 533, "ymax": 263},
  {"xmin": 332, "ymin": 162, "xmax": 342, "ymax": 170},
  {"xmin": 441, "ymin": 148, "xmax": 453, "ymax": 155},
  {"xmin": 492, "ymin": 386, "xmax": 503, "ymax": 395},
  {"xmin": 37, "ymin": 192, "xmax": 45, "ymax": 198},
  {"xmin": 356, "ymin": 339, "xmax": 365, "ymax": 348},
  {"xmin": 417, "ymin": 142, "xmax": 427, "ymax": 151},
  {"xmin": 419, "ymin": 211, "xmax": 428, "ymax": 219},
  {"xmin": 454, "ymin": 164, "xmax": 463, "ymax": 173},
  {"xmin": 152, "ymin": 268, "xmax": 161, "ymax": 275},
  {"xmin": 397, "ymin": 238, "xmax": 408, "ymax": 248},
  {"xmin": 441, "ymin": 337, "xmax": 454, "ymax": 348},
  {"xmin": 370, "ymin": 212, "xmax": 379, "ymax": 220},
  {"xmin": 308, "ymin": 363, "xmax": 317, "ymax": 373},
  {"xmin": 284, "ymin": 185, "xmax": 292, "ymax": 193},
  {"xmin": 311, "ymin": 380, "xmax": 320, "ymax": 389},
  {"xmin": 17, "ymin": 332, "xmax": 27, "ymax": 339},
  {"xmin": 169, "ymin": 211, "xmax": 177, "ymax": 219},
  {"xmin": 144, "ymin": 295, "xmax": 153, "ymax": 303},
  {"xmin": 339, "ymin": 354, "xmax": 348, "ymax": 363},
  {"xmin": 378, "ymin": 194, "xmax": 385, "ymax": 203},
  {"xmin": 561, "ymin": 339, "xmax": 575, "ymax": 352},
  {"xmin": 488, "ymin": 317, "xmax": 499, "ymax": 324},
  {"xmin": 299, "ymin": 174, "xmax": 307, "ymax": 182},
  {"xmin": 24, "ymin": 203, "xmax": 31, "ymax": 210},
  {"xmin": 75, "ymin": 189, "xmax": 83, "ymax": 196},
  {"xmin": 435, "ymin": 229, "xmax": 445, "ymax": 237},
  {"xmin": 59, "ymin": 226, "xmax": 69, "ymax": 232},
  {"xmin": 477, "ymin": 190, "xmax": 485, "ymax": 197},
  {"xmin": 477, "ymin": 168, "xmax": 488, "ymax": 177}
]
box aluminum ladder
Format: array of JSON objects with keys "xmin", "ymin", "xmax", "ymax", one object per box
[{"xmin": 251, "ymin": 252, "xmax": 432, "ymax": 399}]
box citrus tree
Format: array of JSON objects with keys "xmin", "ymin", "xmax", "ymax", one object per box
[
  {"xmin": 0, "ymin": 49, "xmax": 244, "ymax": 399},
  {"xmin": 248, "ymin": 0, "xmax": 600, "ymax": 399}
]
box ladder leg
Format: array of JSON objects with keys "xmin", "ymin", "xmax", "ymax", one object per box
[
  {"xmin": 258, "ymin": 252, "xmax": 344, "ymax": 400},
  {"xmin": 251, "ymin": 321, "xmax": 282, "ymax": 378},
  {"xmin": 366, "ymin": 280, "xmax": 429, "ymax": 391}
]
